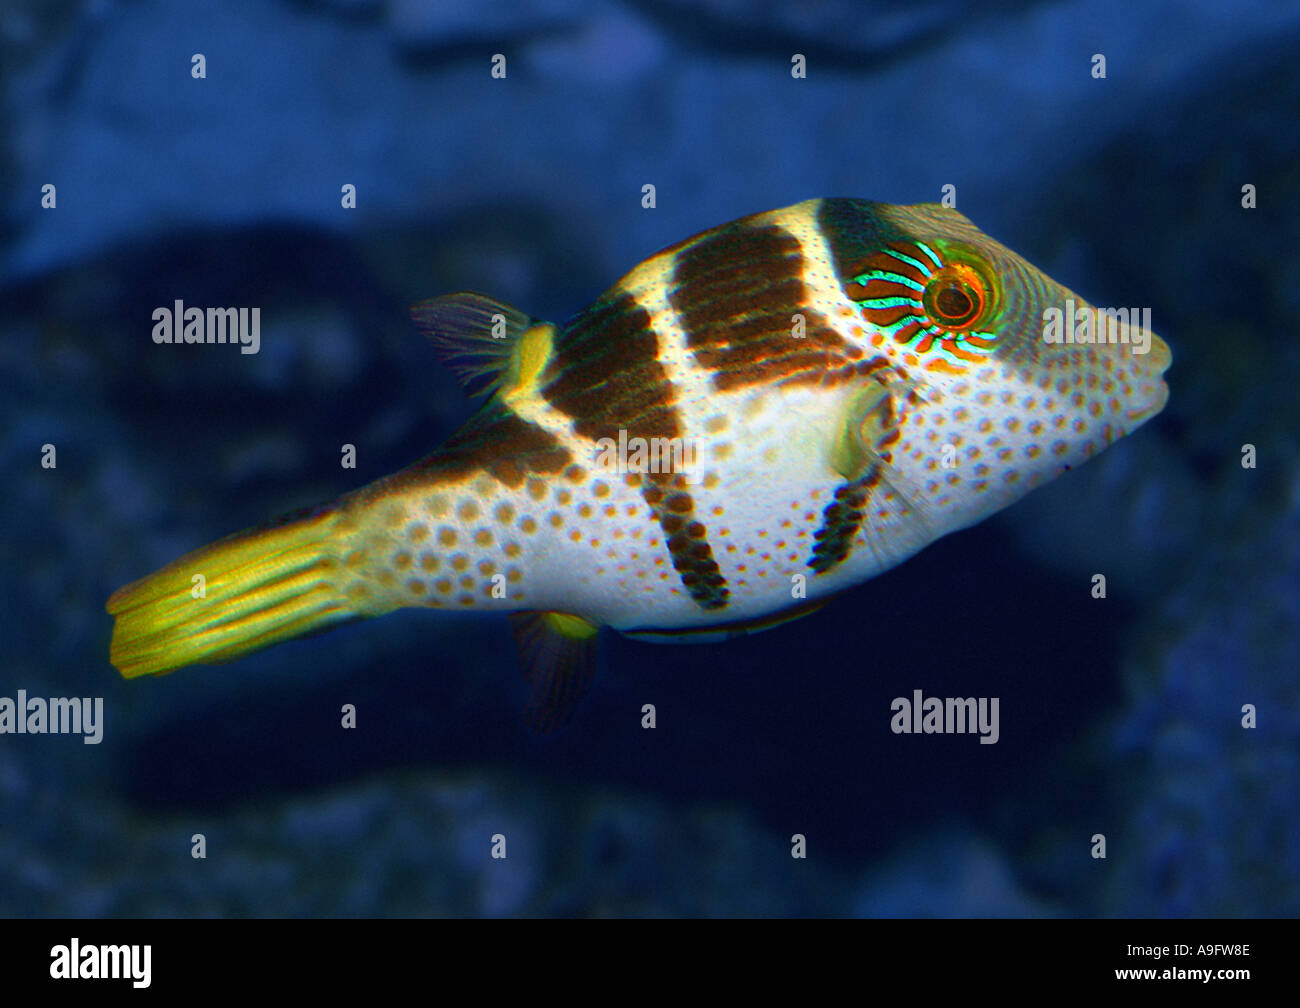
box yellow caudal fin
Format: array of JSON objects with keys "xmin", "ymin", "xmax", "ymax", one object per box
[{"xmin": 107, "ymin": 504, "xmax": 358, "ymax": 678}]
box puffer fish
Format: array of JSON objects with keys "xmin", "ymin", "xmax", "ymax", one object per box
[{"xmin": 107, "ymin": 199, "xmax": 1171, "ymax": 729}]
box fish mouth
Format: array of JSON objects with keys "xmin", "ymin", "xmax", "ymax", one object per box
[
  {"xmin": 1146, "ymin": 331, "xmax": 1173, "ymax": 373},
  {"xmin": 1125, "ymin": 330, "xmax": 1172, "ymax": 421},
  {"xmin": 1128, "ymin": 379, "xmax": 1170, "ymax": 422}
]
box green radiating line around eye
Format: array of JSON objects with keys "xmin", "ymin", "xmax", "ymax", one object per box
[
  {"xmin": 880, "ymin": 249, "xmax": 933, "ymax": 275},
  {"xmin": 932, "ymin": 339, "xmax": 989, "ymax": 365},
  {"xmin": 881, "ymin": 319, "xmax": 936, "ymax": 347},
  {"xmin": 861, "ymin": 296, "xmax": 920, "ymax": 309},
  {"xmin": 961, "ymin": 331, "xmax": 999, "ymax": 351},
  {"xmin": 939, "ymin": 330, "xmax": 999, "ymax": 356},
  {"xmin": 880, "ymin": 314, "xmax": 1000, "ymax": 355},
  {"xmin": 854, "ymin": 269, "xmax": 925, "ymax": 293},
  {"xmin": 913, "ymin": 243, "xmax": 944, "ymax": 270}
]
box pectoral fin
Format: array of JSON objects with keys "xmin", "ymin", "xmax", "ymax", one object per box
[
  {"xmin": 829, "ymin": 379, "xmax": 898, "ymax": 483},
  {"xmin": 816, "ymin": 377, "xmax": 938, "ymax": 576}
]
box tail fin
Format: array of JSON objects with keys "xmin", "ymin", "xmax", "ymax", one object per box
[{"xmin": 107, "ymin": 505, "xmax": 356, "ymax": 678}]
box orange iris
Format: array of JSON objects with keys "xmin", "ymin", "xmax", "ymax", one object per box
[{"xmin": 922, "ymin": 263, "xmax": 988, "ymax": 332}]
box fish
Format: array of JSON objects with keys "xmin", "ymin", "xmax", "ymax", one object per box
[{"xmin": 106, "ymin": 199, "xmax": 1172, "ymax": 730}]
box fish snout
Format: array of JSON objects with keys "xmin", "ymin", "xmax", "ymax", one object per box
[{"xmin": 1124, "ymin": 327, "xmax": 1171, "ymax": 422}]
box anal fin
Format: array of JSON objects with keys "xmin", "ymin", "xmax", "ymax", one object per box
[{"xmin": 509, "ymin": 611, "xmax": 601, "ymax": 733}]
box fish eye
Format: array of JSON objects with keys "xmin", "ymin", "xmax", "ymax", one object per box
[{"xmin": 922, "ymin": 263, "xmax": 988, "ymax": 331}]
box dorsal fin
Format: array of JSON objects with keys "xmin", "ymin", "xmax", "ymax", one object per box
[{"xmin": 410, "ymin": 293, "xmax": 535, "ymax": 398}]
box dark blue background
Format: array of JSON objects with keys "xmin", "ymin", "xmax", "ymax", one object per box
[{"xmin": 1, "ymin": 0, "xmax": 1296, "ymax": 915}]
